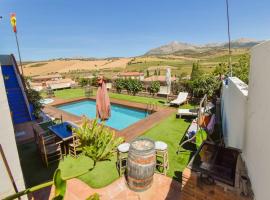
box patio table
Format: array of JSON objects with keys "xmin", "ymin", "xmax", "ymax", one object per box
[{"xmin": 48, "ymin": 121, "xmax": 78, "ymax": 155}]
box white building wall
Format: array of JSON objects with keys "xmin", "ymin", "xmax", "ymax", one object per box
[
  {"xmin": 0, "ymin": 60, "xmax": 26, "ymax": 198},
  {"xmin": 244, "ymin": 41, "xmax": 270, "ymax": 200},
  {"xmin": 221, "ymin": 77, "xmax": 248, "ymax": 150}
]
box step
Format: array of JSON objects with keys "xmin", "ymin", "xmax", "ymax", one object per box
[
  {"xmin": 12, "ymin": 110, "xmax": 29, "ymax": 116},
  {"xmin": 13, "ymin": 118, "xmax": 31, "ymax": 124}
]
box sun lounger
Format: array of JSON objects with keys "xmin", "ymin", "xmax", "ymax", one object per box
[
  {"xmin": 170, "ymin": 92, "xmax": 188, "ymax": 106},
  {"xmin": 177, "ymin": 102, "xmax": 215, "ymax": 118},
  {"xmin": 177, "ymin": 108, "xmax": 198, "ymax": 118}
]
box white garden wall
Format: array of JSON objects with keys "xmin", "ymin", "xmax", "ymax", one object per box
[
  {"xmin": 221, "ymin": 41, "xmax": 270, "ymax": 200},
  {"xmin": 244, "ymin": 41, "xmax": 270, "ymax": 200},
  {"xmin": 221, "ymin": 77, "xmax": 248, "ymax": 150}
]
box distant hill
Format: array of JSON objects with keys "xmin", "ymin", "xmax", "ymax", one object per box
[{"xmin": 145, "ymin": 38, "xmax": 263, "ymax": 55}]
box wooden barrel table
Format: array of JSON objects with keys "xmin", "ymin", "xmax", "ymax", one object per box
[{"xmin": 127, "ymin": 138, "xmax": 156, "ymax": 192}]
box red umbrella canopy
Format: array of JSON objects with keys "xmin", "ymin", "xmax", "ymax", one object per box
[{"xmin": 96, "ymin": 77, "xmax": 111, "ymax": 120}]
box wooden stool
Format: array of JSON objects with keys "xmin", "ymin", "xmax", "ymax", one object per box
[
  {"xmin": 155, "ymin": 141, "xmax": 169, "ymax": 175},
  {"xmin": 117, "ymin": 143, "xmax": 130, "ymax": 176}
]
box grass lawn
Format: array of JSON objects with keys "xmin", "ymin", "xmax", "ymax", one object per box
[
  {"xmin": 42, "ymin": 88, "xmax": 167, "ymax": 106},
  {"xmin": 109, "ymin": 92, "xmax": 166, "ymax": 106},
  {"xmin": 53, "ymin": 88, "xmax": 85, "ymax": 99}
]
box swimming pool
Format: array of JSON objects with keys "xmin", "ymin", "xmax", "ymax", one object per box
[{"xmin": 57, "ymin": 100, "xmax": 148, "ymax": 130}]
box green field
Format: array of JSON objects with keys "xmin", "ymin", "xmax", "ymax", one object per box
[{"xmin": 124, "ymin": 50, "xmax": 248, "ymax": 77}]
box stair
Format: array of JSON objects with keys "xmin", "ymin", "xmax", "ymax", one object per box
[{"xmin": 1, "ymin": 65, "xmax": 31, "ymax": 124}]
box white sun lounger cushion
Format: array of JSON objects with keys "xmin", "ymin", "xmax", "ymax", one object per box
[
  {"xmin": 178, "ymin": 109, "xmax": 198, "ymax": 116},
  {"xmin": 170, "ymin": 92, "xmax": 188, "ymax": 105}
]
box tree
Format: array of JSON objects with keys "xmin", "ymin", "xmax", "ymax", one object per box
[
  {"xmin": 189, "ymin": 74, "xmax": 220, "ymax": 97},
  {"xmin": 74, "ymin": 118, "xmax": 124, "ymax": 167},
  {"xmin": 91, "ymin": 76, "xmax": 99, "ymax": 87},
  {"xmin": 232, "ymin": 54, "xmax": 250, "ymax": 84},
  {"xmin": 124, "ymin": 79, "xmax": 143, "ymax": 95},
  {"xmin": 213, "ymin": 63, "xmax": 228, "ymax": 79},
  {"xmin": 190, "ymin": 62, "xmax": 203, "ymax": 80},
  {"xmin": 146, "ymin": 69, "xmax": 150, "ymax": 77},
  {"xmin": 148, "ymin": 81, "xmax": 160, "ymax": 96},
  {"xmin": 114, "ymin": 78, "xmax": 125, "ymax": 93}
]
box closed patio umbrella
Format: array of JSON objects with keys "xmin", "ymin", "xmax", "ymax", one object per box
[
  {"xmin": 165, "ymin": 67, "xmax": 171, "ymax": 100},
  {"xmin": 96, "ymin": 77, "xmax": 111, "ymax": 120}
]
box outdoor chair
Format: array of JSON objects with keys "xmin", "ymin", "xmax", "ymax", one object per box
[
  {"xmin": 170, "ymin": 92, "xmax": 188, "ymax": 106},
  {"xmin": 117, "ymin": 142, "xmax": 130, "ymax": 176},
  {"xmin": 155, "ymin": 141, "xmax": 169, "ymax": 175},
  {"xmin": 38, "ymin": 134, "xmax": 63, "ymax": 167},
  {"xmin": 32, "ymin": 124, "xmax": 52, "ymax": 151},
  {"xmin": 68, "ymin": 135, "xmax": 82, "ymax": 158}
]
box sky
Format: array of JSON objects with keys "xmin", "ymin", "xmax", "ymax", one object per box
[{"xmin": 0, "ymin": 0, "xmax": 269, "ymax": 61}]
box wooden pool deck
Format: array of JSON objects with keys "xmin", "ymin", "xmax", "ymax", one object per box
[{"xmin": 43, "ymin": 97, "xmax": 176, "ymax": 141}]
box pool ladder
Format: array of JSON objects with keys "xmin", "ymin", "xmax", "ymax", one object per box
[{"xmin": 146, "ymin": 103, "xmax": 157, "ymax": 115}]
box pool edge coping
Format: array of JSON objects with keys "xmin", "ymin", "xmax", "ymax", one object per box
[{"xmin": 43, "ymin": 97, "xmax": 176, "ymax": 141}]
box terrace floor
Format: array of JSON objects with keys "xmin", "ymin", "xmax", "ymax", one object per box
[
  {"xmin": 31, "ymin": 172, "xmax": 251, "ymax": 200},
  {"xmin": 47, "ymin": 173, "xmax": 181, "ymax": 200}
]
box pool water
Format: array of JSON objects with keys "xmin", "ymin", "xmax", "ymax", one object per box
[{"xmin": 57, "ymin": 100, "xmax": 148, "ymax": 130}]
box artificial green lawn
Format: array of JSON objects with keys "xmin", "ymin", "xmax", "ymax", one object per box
[
  {"xmin": 19, "ymin": 112, "xmax": 194, "ymax": 188},
  {"xmin": 141, "ymin": 114, "xmax": 192, "ymax": 178}
]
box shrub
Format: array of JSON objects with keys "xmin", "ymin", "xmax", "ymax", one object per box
[
  {"xmin": 25, "ymin": 81, "xmax": 43, "ymax": 118},
  {"xmin": 26, "ymin": 88, "xmax": 43, "ymax": 118},
  {"xmin": 148, "ymin": 81, "xmax": 160, "ymax": 95},
  {"xmin": 171, "ymin": 81, "xmax": 189, "ymax": 95},
  {"xmin": 74, "ymin": 118, "xmax": 124, "ymax": 167}
]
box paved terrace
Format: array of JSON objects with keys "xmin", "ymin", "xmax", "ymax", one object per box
[{"xmin": 30, "ymin": 172, "xmax": 251, "ymax": 200}]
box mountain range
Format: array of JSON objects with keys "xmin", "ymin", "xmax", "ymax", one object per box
[{"xmin": 145, "ymin": 38, "xmax": 263, "ymax": 55}]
